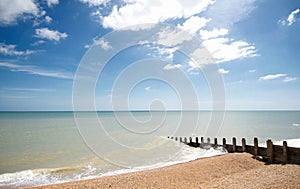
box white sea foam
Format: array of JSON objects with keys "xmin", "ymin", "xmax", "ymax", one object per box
[
  {"xmin": 259, "ymin": 138, "xmax": 300, "ymax": 148},
  {"xmin": 292, "ymin": 123, "xmax": 300, "ymax": 127},
  {"xmin": 100, "ymin": 143, "xmax": 227, "ymax": 177},
  {"xmin": 0, "ymin": 169, "xmax": 55, "ymax": 187},
  {"xmin": 273, "ymin": 138, "xmax": 300, "ymax": 148},
  {"xmin": 0, "ymin": 166, "xmax": 94, "ymax": 187},
  {"xmin": 0, "ymin": 142, "xmax": 227, "ymax": 188}
]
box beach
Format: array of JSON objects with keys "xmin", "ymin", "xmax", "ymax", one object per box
[{"xmin": 25, "ymin": 153, "xmax": 300, "ymax": 189}]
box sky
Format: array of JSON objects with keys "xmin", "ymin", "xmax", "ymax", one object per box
[{"xmin": 0, "ymin": 0, "xmax": 299, "ymax": 111}]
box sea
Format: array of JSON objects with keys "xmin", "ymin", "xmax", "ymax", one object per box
[{"xmin": 0, "ymin": 111, "xmax": 299, "ymax": 187}]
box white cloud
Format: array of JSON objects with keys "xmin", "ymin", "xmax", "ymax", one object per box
[
  {"xmin": 202, "ymin": 37, "xmax": 257, "ymax": 63},
  {"xmin": 279, "ymin": 9, "xmax": 300, "ymax": 26},
  {"xmin": 80, "ymin": 0, "xmax": 108, "ymax": 6},
  {"xmin": 45, "ymin": 16, "xmax": 52, "ymax": 23},
  {"xmin": 199, "ymin": 28, "xmax": 228, "ymax": 40},
  {"xmin": 0, "ymin": 43, "xmax": 35, "ymax": 56},
  {"xmin": 35, "ymin": 28, "xmax": 68, "ymax": 42},
  {"xmin": 249, "ymin": 69, "xmax": 256, "ymax": 73},
  {"xmin": 218, "ymin": 68, "xmax": 229, "ymax": 74},
  {"xmin": 0, "ymin": 0, "xmax": 39, "ymax": 25},
  {"xmin": 94, "ymin": 38, "xmax": 112, "ymax": 50},
  {"xmin": 156, "ymin": 26, "xmax": 192, "ymax": 47},
  {"xmin": 31, "ymin": 40, "xmax": 45, "ymax": 46},
  {"xmin": 46, "ymin": 0, "xmax": 59, "ymax": 7},
  {"xmin": 188, "ymin": 47, "xmax": 214, "ymax": 69},
  {"xmin": 163, "ymin": 63, "xmax": 182, "ymax": 70},
  {"xmin": 178, "ymin": 16, "xmax": 211, "ymax": 35},
  {"xmin": 102, "ymin": 0, "xmax": 215, "ymax": 30},
  {"xmin": 259, "ymin": 74, "xmax": 287, "ymax": 81},
  {"xmin": 145, "ymin": 86, "xmax": 151, "ymax": 91},
  {"xmin": 283, "ymin": 77, "xmax": 297, "ymax": 82},
  {"xmin": 0, "ymin": 62, "xmax": 73, "ymax": 79},
  {"xmin": 148, "ymin": 45, "xmax": 177, "ymax": 60},
  {"xmin": 188, "ymin": 60, "xmax": 199, "ymax": 70}
]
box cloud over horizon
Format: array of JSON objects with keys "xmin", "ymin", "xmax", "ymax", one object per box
[
  {"xmin": 0, "ymin": 43, "xmax": 35, "ymax": 56},
  {"xmin": 0, "ymin": 62, "xmax": 73, "ymax": 79}
]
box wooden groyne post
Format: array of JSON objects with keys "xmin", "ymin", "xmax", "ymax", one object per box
[
  {"xmin": 283, "ymin": 141, "xmax": 288, "ymax": 163},
  {"xmin": 267, "ymin": 139, "xmax": 273, "ymax": 163},
  {"xmin": 167, "ymin": 136, "xmax": 300, "ymax": 165},
  {"xmin": 254, "ymin": 137, "xmax": 258, "ymax": 156}
]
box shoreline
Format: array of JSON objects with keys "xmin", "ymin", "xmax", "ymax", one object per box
[{"xmin": 23, "ymin": 153, "xmax": 300, "ymax": 189}]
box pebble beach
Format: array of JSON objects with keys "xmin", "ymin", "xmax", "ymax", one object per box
[{"xmin": 24, "ymin": 153, "xmax": 300, "ymax": 189}]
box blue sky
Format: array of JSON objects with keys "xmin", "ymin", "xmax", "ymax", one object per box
[{"xmin": 0, "ymin": 0, "xmax": 299, "ymax": 111}]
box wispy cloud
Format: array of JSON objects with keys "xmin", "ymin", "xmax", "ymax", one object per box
[
  {"xmin": 199, "ymin": 28, "xmax": 228, "ymax": 40},
  {"xmin": 218, "ymin": 68, "xmax": 230, "ymax": 74},
  {"xmin": 283, "ymin": 77, "xmax": 297, "ymax": 82},
  {"xmin": 45, "ymin": 15, "xmax": 52, "ymax": 23},
  {"xmin": 0, "ymin": 62, "xmax": 73, "ymax": 79},
  {"xmin": 279, "ymin": 9, "xmax": 300, "ymax": 26},
  {"xmin": 31, "ymin": 40, "xmax": 45, "ymax": 46},
  {"xmin": 205, "ymin": 0, "xmax": 257, "ymax": 28},
  {"xmin": 46, "ymin": 0, "xmax": 59, "ymax": 7},
  {"xmin": 35, "ymin": 28, "xmax": 68, "ymax": 42},
  {"xmin": 79, "ymin": 0, "xmax": 107, "ymax": 7},
  {"xmin": 145, "ymin": 86, "xmax": 151, "ymax": 91},
  {"xmin": 249, "ymin": 69, "xmax": 256, "ymax": 73},
  {"xmin": 202, "ymin": 37, "xmax": 258, "ymax": 63},
  {"xmin": 2, "ymin": 87, "xmax": 55, "ymax": 92},
  {"xmin": 0, "ymin": 43, "xmax": 35, "ymax": 56},
  {"xmin": 94, "ymin": 38, "xmax": 112, "ymax": 50},
  {"xmin": 178, "ymin": 16, "xmax": 211, "ymax": 35},
  {"xmin": 0, "ymin": 95, "xmax": 35, "ymax": 99},
  {"xmin": 259, "ymin": 74, "xmax": 287, "ymax": 81},
  {"xmin": 163, "ymin": 63, "xmax": 182, "ymax": 70},
  {"xmin": 149, "ymin": 45, "xmax": 177, "ymax": 61}
]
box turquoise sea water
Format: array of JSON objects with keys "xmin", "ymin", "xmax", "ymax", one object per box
[{"xmin": 0, "ymin": 111, "xmax": 299, "ymax": 187}]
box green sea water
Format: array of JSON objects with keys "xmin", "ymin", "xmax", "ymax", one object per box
[{"xmin": 0, "ymin": 111, "xmax": 299, "ymax": 187}]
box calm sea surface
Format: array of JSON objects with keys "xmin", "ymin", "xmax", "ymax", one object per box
[{"xmin": 0, "ymin": 111, "xmax": 299, "ymax": 187}]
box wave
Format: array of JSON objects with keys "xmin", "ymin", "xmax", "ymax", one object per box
[
  {"xmin": 273, "ymin": 138, "xmax": 300, "ymax": 148},
  {"xmin": 259, "ymin": 138, "xmax": 300, "ymax": 148},
  {"xmin": 0, "ymin": 139, "xmax": 227, "ymax": 188},
  {"xmin": 0, "ymin": 165, "xmax": 96, "ymax": 188}
]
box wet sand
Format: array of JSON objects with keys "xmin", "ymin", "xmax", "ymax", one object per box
[{"xmin": 26, "ymin": 153, "xmax": 300, "ymax": 189}]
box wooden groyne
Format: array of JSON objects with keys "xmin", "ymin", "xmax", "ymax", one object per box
[{"xmin": 167, "ymin": 136, "xmax": 300, "ymax": 165}]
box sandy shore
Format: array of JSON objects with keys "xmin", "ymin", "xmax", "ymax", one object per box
[{"xmin": 25, "ymin": 153, "xmax": 299, "ymax": 189}]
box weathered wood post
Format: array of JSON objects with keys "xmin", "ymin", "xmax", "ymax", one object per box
[
  {"xmin": 267, "ymin": 139, "xmax": 273, "ymax": 163},
  {"xmin": 254, "ymin": 137, "xmax": 258, "ymax": 156},
  {"xmin": 180, "ymin": 137, "xmax": 182, "ymax": 143},
  {"xmin": 242, "ymin": 138, "xmax": 246, "ymax": 152},
  {"xmin": 184, "ymin": 137, "xmax": 187, "ymax": 144},
  {"xmin": 283, "ymin": 141, "xmax": 288, "ymax": 163},
  {"xmin": 223, "ymin": 138, "xmax": 227, "ymax": 148},
  {"xmin": 201, "ymin": 137, "xmax": 204, "ymax": 143},
  {"xmin": 171, "ymin": 136, "xmax": 173, "ymax": 139},
  {"xmin": 189, "ymin": 137, "xmax": 192, "ymax": 144},
  {"xmin": 214, "ymin": 138, "xmax": 218, "ymax": 147},
  {"xmin": 207, "ymin": 137, "xmax": 210, "ymax": 144},
  {"xmin": 175, "ymin": 137, "xmax": 178, "ymax": 141},
  {"xmin": 167, "ymin": 136, "xmax": 170, "ymax": 139},
  {"xmin": 232, "ymin": 137, "xmax": 237, "ymax": 152},
  {"xmin": 196, "ymin": 137, "xmax": 199, "ymax": 146}
]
